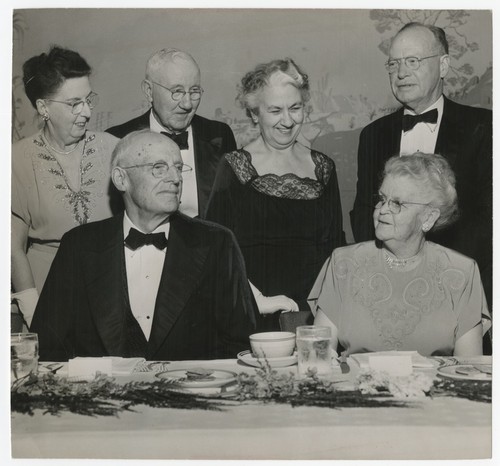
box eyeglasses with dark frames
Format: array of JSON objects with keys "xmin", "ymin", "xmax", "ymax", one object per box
[
  {"xmin": 44, "ymin": 92, "xmax": 99, "ymax": 115},
  {"xmin": 385, "ymin": 55, "xmax": 440, "ymax": 73},
  {"xmin": 373, "ymin": 194, "xmax": 429, "ymax": 214},
  {"xmin": 150, "ymin": 81, "xmax": 204, "ymax": 101},
  {"xmin": 120, "ymin": 161, "xmax": 193, "ymax": 178}
]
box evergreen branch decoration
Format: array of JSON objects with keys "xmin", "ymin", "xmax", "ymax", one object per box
[
  {"xmin": 431, "ymin": 378, "xmax": 492, "ymax": 403},
  {"xmin": 11, "ymin": 373, "xmax": 225, "ymax": 417},
  {"xmin": 11, "ymin": 363, "xmax": 491, "ymax": 419}
]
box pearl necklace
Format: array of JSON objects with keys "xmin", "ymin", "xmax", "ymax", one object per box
[
  {"xmin": 384, "ymin": 248, "xmax": 423, "ymax": 270},
  {"xmin": 41, "ymin": 133, "xmax": 81, "ymax": 155}
]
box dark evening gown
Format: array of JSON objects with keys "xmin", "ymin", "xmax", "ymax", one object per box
[{"xmin": 205, "ymin": 148, "xmax": 345, "ymax": 331}]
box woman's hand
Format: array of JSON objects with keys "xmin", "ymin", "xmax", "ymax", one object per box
[
  {"xmin": 249, "ymin": 281, "xmax": 299, "ymax": 315},
  {"xmin": 255, "ymin": 294, "xmax": 299, "ymax": 315}
]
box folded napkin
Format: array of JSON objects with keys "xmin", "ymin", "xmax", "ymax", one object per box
[
  {"xmin": 351, "ymin": 351, "xmax": 435, "ymax": 369},
  {"xmin": 68, "ymin": 357, "xmax": 146, "ymax": 377}
]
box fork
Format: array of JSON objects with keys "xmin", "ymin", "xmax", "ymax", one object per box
[
  {"xmin": 44, "ymin": 363, "xmax": 64, "ymax": 374},
  {"xmin": 49, "ymin": 364, "xmax": 64, "ymax": 374}
]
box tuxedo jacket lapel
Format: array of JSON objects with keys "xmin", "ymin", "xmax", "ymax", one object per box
[
  {"xmin": 105, "ymin": 110, "xmax": 151, "ymax": 138},
  {"xmin": 386, "ymin": 108, "xmax": 404, "ymax": 156},
  {"xmin": 84, "ymin": 214, "xmax": 130, "ymax": 356},
  {"xmin": 191, "ymin": 116, "xmax": 225, "ymax": 214},
  {"xmin": 435, "ymin": 97, "xmax": 459, "ymax": 166},
  {"xmin": 147, "ymin": 214, "xmax": 210, "ymax": 359}
]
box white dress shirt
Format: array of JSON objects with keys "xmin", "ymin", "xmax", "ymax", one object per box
[
  {"xmin": 123, "ymin": 212, "xmax": 169, "ymax": 340},
  {"xmin": 150, "ymin": 112, "xmax": 199, "ymax": 217},
  {"xmin": 400, "ymin": 95, "xmax": 444, "ymax": 155}
]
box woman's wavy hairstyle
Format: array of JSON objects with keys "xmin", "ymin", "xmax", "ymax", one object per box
[
  {"xmin": 22, "ymin": 46, "xmax": 92, "ymax": 108},
  {"xmin": 236, "ymin": 58, "xmax": 309, "ymax": 119},
  {"xmin": 382, "ymin": 152, "xmax": 459, "ymax": 231}
]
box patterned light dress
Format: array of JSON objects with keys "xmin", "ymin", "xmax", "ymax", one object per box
[
  {"xmin": 308, "ymin": 241, "xmax": 491, "ymax": 356},
  {"xmin": 12, "ymin": 130, "xmax": 118, "ymax": 291}
]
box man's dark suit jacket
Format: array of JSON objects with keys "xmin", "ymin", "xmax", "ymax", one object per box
[
  {"xmin": 31, "ymin": 213, "xmax": 257, "ymax": 362},
  {"xmin": 350, "ymin": 96, "xmax": 492, "ymax": 307},
  {"xmin": 106, "ymin": 112, "xmax": 237, "ymax": 216}
]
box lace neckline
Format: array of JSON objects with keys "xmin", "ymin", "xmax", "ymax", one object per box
[
  {"xmin": 241, "ymin": 149, "xmax": 317, "ymax": 181},
  {"xmin": 225, "ymin": 148, "xmax": 334, "ymax": 200}
]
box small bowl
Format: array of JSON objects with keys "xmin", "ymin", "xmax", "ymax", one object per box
[{"xmin": 249, "ymin": 331, "xmax": 296, "ymax": 359}]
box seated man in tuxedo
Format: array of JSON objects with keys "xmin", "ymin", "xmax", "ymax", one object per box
[
  {"xmin": 106, "ymin": 48, "xmax": 236, "ymax": 218},
  {"xmin": 31, "ymin": 131, "xmax": 257, "ymax": 362}
]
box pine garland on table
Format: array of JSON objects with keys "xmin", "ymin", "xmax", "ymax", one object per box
[
  {"xmin": 11, "ymin": 362, "xmax": 491, "ymax": 418},
  {"xmin": 11, "ymin": 372, "xmax": 224, "ymax": 417}
]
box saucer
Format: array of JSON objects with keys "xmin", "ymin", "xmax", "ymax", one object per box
[
  {"xmin": 437, "ymin": 364, "xmax": 492, "ymax": 381},
  {"xmin": 237, "ymin": 350, "xmax": 297, "ymax": 368}
]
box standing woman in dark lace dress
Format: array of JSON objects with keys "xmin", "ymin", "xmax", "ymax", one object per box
[{"xmin": 205, "ymin": 58, "xmax": 345, "ymax": 331}]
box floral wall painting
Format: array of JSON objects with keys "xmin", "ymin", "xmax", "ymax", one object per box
[{"xmin": 11, "ymin": 9, "xmax": 492, "ymax": 241}]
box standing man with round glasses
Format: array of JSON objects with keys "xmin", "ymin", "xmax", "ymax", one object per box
[
  {"xmin": 350, "ymin": 23, "xmax": 492, "ymax": 350},
  {"xmin": 107, "ymin": 48, "xmax": 237, "ymax": 218}
]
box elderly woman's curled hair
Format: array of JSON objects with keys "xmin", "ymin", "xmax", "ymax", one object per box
[
  {"xmin": 383, "ymin": 152, "xmax": 459, "ymax": 230},
  {"xmin": 22, "ymin": 46, "xmax": 92, "ymax": 108},
  {"xmin": 236, "ymin": 58, "xmax": 310, "ymax": 119}
]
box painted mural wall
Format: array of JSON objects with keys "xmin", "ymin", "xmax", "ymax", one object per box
[{"xmin": 12, "ymin": 9, "xmax": 492, "ymax": 241}]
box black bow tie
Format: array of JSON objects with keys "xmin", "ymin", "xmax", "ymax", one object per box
[
  {"xmin": 125, "ymin": 228, "xmax": 168, "ymax": 250},
  {"xmin": 402, "ymin": 108, "xmax": 438, "ymax": 132},
  {"xmin": 161, "ymin": 131, "xmax": 189, "ymax": 150}
]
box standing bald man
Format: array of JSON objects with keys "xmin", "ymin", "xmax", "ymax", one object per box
[
  {"xmin": 106, "ymin": 48, "xmax": 237, "ymax": 217},
  {"xmin": 350, "ymin": 23, "xmax": 492, "ymax": 324},
  {"xmin": 32, "ymin": 131, "xmax": 256, "ymax": 362}
]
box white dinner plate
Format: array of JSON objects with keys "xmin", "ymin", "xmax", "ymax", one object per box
[
  {"xmin": 437, "ymin": 364, "xmax": 492, "ymax": 381},
  {"xmin": 155, "ymin": 369, "xmax": 237, "ymax": 388},
  {"xmin": 237, "ymin": 350, "xmax": 297, "ymax": 368}
]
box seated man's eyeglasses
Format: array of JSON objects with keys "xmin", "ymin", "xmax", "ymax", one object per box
[
  {"xmin": 44, "ymin": 92, "xmax": 99, "ymax": 115},
  {"xmin": 373, "ymin": 194, "xmax": 429, "ymax": 214},
  {"xmin": 385, "ymin": 55, "xmax": 440, "ymax": 73},
  {"xmin": 120, "ymin": 162, "xmax": 193, "ymax": 178},
  {"xmin": 150, "ymin": 81, "xmax": 204, "ymax": 101}
]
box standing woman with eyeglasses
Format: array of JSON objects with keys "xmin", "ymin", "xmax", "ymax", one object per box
[
  {"xmin": 309, "ymin": 153, "xmax": 491, "ymax": 357},
  {"xmin": 11, "ymin": 46, "xmax": 118, "ymax": 328}
]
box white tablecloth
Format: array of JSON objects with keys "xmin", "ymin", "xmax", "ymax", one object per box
[{"xmin": 11, "ymin": 357, "xmax": 492, "ymax": 460}]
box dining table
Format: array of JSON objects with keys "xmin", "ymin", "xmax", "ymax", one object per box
[{"xmin": 11, "ymin": 354, "xmax": 492, "ymax": 460}]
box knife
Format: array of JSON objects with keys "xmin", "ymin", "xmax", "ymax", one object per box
[{"xmin": 339, "ymin": 351, "xmax": 350, "ymax": 374}]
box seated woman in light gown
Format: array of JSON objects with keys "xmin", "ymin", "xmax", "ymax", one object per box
[
  {"xmin": 205, "ymin": 58, "xmax": 345, "ymax": 331},
  {"xmin": 309, "ymin": 153, "xmax": 491, "ymax": 356}
]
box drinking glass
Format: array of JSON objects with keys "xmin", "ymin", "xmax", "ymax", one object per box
[
  {"xmin": 11, "ymin": 333, "xmax": 39, "ymax": 383},
  {"xmin": 296, "ymin": 326, "xmax": 332, "ymax": 377}
]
